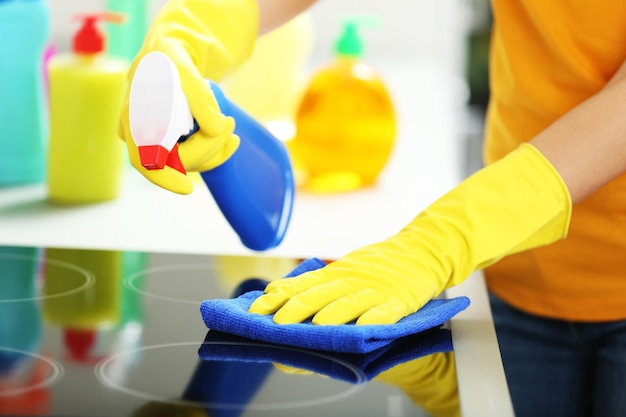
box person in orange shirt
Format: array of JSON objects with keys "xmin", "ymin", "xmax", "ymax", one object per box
[{"xmin": 118, "ymin": 1, "xmax": 626, "ymax": 415}]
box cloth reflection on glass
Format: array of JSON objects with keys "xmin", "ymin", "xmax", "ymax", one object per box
[
  {"xmin": 195, "ymin": 327, "xmax": 459, "ymax": 417},
  {"xmin": 198, "ymin": 327, "xmax": 452, "ymax": 384}
]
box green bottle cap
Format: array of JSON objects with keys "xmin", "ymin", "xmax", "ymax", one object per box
[
  {"xmin": 335, "ymin": 21, "xmax": 362, "ymax": 57},
  {"xmin": 334, "ymin": 16, "xmax": 382, "ymax": 58}
]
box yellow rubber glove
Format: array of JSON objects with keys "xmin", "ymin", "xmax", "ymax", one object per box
[
  {"xmin": 118, "ymin": 0, "xmax": 259, "ymax": 194},
  {"xmin": 375, "ymin": 353, "xmax": 460, "ymax": 417},
  {"xmin": 249, "ymin": 143, "xmax": 572, "ymax": 324}
]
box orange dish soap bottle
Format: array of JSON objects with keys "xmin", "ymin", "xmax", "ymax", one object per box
[{"xmin": 292, "ymin": 16, "xmax": 397, "ymax": 193}]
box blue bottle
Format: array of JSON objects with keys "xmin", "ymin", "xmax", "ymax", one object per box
[
  {"xmin": 0, "ymin": 0, "xmax": 50, "ymax": 186},
  {"xmin": 200, "ymin": 81, "xmax": 295, "ymax": 251}
]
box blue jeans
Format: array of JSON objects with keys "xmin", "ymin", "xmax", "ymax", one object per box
[{"xmin": 489, "ymin": 292, "xmax": 626, "ymax": 417}]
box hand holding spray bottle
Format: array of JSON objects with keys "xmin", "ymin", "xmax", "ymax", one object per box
[{"xmin": 129, "ymin": 52, "xmax": 294, "ymax": 251}]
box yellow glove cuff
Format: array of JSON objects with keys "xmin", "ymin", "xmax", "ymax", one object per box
[
  {"xmin": 144, "ymin": 0, "xmax": 259, "ymax": 81},
  {"xmin": 432, "ymin": 142, "xmax": 572, "ymax": 283}
]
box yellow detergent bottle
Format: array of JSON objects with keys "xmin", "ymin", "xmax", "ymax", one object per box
[
  {"xmin": 47, "ymin": 13, "xmax": 127, "ymax": 204},
  {"xmin": 292, "ymin": 17, "xmax": 397, "ymax": 193}
]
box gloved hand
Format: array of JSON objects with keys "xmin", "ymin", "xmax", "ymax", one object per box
[
  {"xmin": 118, "ymin": 0, "xmax": 259, "ymax": 194},
  {"xmin": 375, "ymin": 352, "xmax": 460, "ymax": 417},
  {"xmin": 249, "ymin": 143, "xmax": 572, "ymax": 324}
]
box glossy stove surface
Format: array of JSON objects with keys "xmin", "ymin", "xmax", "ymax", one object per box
[{"xmin": 0, "ymin": 245, "xmax": 459, "ymax": 417}]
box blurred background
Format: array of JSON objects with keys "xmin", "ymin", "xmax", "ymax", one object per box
[
  {"xmin": 46, "ymin": 0, "xmax": 491, "ymax": 178},
  {"xmin": 49, "ymin": 0, "xmax": 472, "ymax": 70}
]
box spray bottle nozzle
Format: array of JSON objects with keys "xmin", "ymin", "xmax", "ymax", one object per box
[{"xmin": 72, "ymin": 12, "xmax": 125, "ymax": 54}]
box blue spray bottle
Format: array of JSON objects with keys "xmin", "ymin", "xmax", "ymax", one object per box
[{"xmin": 0, "ymin": 0, "xmax": 50, "ymax": 186}]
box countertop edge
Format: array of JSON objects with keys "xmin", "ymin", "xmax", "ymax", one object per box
[{"xmin": 447, "ymin": 270, "xmax": 515, "ymax": 417}]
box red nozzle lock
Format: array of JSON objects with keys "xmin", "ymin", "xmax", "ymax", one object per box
[
  {"xmin": 72, "ymin": 12, "xmax": 125, "ymax": 54},
  {"xmin": 138, "ymin": 143, "xmax": 187, "ymax": 174}
]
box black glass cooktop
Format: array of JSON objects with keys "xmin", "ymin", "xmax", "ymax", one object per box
[{"xmin": 0, "ymin": 245, "xmax": 460, "ymax": 417}]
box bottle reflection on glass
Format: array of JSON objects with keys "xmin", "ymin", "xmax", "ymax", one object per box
[
  {"xmin": 98, "ymin": 250, "xmax": 149, "ymax": 369},
  {"xmin": 0, "ymin": 357, "xmax": 52, "ymax": 416},
  {"xmin": 0, "ymin": 246, "xmax": 51, "ymax": 415},
  {"xmin": 42, "ymin": 248, "xmax": 122, "ymax": 362},
  {"xmin": 120, "ymin": 251, "xmax": 149, "ymax": 326},
  {"xmin": 0, "ymin": 246, "xmax": 43, "ymax": 374},
  {"xmin": 63, "ymin": 252, "xmax": 148, "ymax": 369},
  {"xmin": 42, "ymin": 248, "xmax": 121, "ymax": 329}
]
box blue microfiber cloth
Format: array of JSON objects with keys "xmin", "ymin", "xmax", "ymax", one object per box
[
  {"xmin": 200, "ymin": 258, "xmax": 470, "ymax": 354},
  {"xmin": 198, "ymin": 327, "xmax": 453, "ymax": 384}
]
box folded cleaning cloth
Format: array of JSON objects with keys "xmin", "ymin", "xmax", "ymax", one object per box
[
  {"xmin": 200, "ymin": 258, "xmax": 470, "ymax": 354},
  {"xmin": 198, "ymin": 327, "xmax": 453, "ymax": 384}
]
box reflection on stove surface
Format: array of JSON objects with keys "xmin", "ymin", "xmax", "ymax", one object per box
[{"xmin": 0, "ymin": 245, "xmax": 460, "ymax": 417}]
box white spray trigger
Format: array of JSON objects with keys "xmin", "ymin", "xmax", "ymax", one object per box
[{"xmin": 129, "ymin": 52, "xmax": 194, "ymax": 168}]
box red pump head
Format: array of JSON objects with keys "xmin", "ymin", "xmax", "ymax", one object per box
[{"xmin": 72, "ymin": 13, "xmax": 124, "ymax": 54}]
